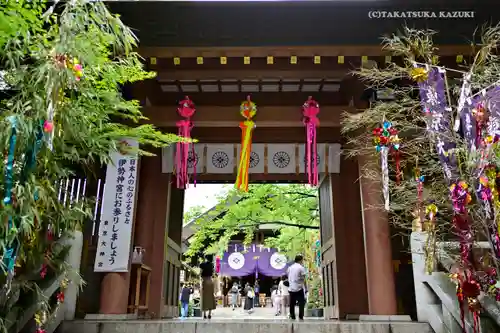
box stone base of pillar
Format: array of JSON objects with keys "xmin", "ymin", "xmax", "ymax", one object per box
[
  {"xmin": 84, "ymin": 314, "xmax": 137, "ymax": 320},
  {"xmin": 358, "ymin": 315, "xmax": 412, "ymax": 322}
]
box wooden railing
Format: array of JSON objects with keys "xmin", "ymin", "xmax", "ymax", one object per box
[{"xmin": 411, "ymin": 232, "xmax": 500, "ymax": 333}]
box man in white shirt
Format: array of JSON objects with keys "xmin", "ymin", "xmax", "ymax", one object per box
[
  {"xmin": 287, "ymin": 254, "xmax": 306, "ymax": 320},
  {"xmin": 278, "ymin": 275, "xmax": 289, "ymax": 316}
]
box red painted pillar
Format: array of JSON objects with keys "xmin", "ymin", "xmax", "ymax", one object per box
[{"xmin": 358, "ymin": 154, "xmax": 397, "ymax": 315}]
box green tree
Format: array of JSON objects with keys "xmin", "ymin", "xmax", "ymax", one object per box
[
  {"xmin": 183, "ymin": 205, "xmax": 207, "ymax": 225},
  {"xmin": 0, "ymin": 1, "xmax": 179, "ymax": 331},
  {"xmin": 186, "ymin": 184, "xmax": 320, "ymax": 260}
]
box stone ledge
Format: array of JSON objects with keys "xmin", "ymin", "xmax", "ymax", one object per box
[{"xmin": 60, "ymin": 320, "xmax": 433, "ymax": 333}]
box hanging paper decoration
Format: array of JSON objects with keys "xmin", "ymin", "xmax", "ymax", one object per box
[
  {"xmin": 481, "ymin": 166, "xmax": 500, "ymax": 259},
  {"xmin": 236, "ymin": 96, "xmax": 256, "ymax": 192},
  {"xmin": 1, "ymin": 116, "xmax": 17, "ymax": 295},
  {"xmin": 409, "ymin": 67, "xmax": 429, "ymax": 83},
  {"xmin": 424, "ymin": 203, "xmax": 437, "ymax": 274},
  {"xmin": 302, "ymin": 97, "xmax": 320, "ymax": 186},
  {"xmin": 414, "ymin": 65, "xmax": 458, "ymax": 180},
  {"xmin": 175, "ymin": 96, "xmax": 196, "ymax": 189},
  {"xmin": 449, "ymin": 181, "xmax": 481, "ymax": 333},
  {"xmin": 35, "ymin": 277, "xmax": 68, "ymax": 333},
  {"xmin": 372, "ymin": 121, "xmax": 400, "ymax": 210},
  {"xmin": 415, "ymin": 167, "xmax": 425, "ymax": 220},
  {"xmin": 215, "ymin": 255, "xmax": 221, "ymax": 274},
  {"xmin": 314, "ymin": 239, "xmax": 321, "ymax": 268}
]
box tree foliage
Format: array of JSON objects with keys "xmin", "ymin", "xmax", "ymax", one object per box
[
  {"xmin": 183, "ymin": 205, "xmax": 207, "ymax": 226},
  {"xmin": 186, "ymin": 184, "xmax": 320, "ymax": 260},
  {"xmin": 342, "ymin": 26, "xmax": 500, "ymax": 300},
  {"xmin": 0, "ymin": 1, "xmax": 179, "ymax": 331}
]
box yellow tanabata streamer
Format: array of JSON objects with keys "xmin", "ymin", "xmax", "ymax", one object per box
[{"xmin": 236, "ymin": 97, "xmax": 257, "ymax": 192}]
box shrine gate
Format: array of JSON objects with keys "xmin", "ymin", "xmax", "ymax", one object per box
[{"xmin": 76, "ymin": 0, "xmax": 482, "ymax": 322}]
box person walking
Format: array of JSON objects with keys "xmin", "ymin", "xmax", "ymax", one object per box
[
  {"xmin": 229, "ymin": 282, "xmax": 240, "ymax": 310},
  {"xmin": 199, "ymin": 255, "xmax": 216, "ymax": 319},
  {"xmin": 278, "ymin": 274, "xmax": 290, "ymax": 317},
  {"xmin": 243, "ymin": 282, "xmax": 255, "ymax": 314},
  {"xmin": 287, "ymin": 254, "xmax": 306, "ymax": 321},
  {"xmin": 271, "ymin": 284, "xmax": 281, "ymax": 316},
  {"xmin": 179, "ymin": 283, "xmax": 192, "ymax": 319},
  {"xmin": 253, "ymin": 280, "xmax": 260, "ymax": 307}
]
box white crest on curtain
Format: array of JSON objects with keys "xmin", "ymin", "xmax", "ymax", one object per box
[
  {"xmin": 206, "ymin": 144, "xmax": 234, "ymax": 174},
  {"xmin": 267, "ymin": 144, "xmax": 296, "ymax": 174},
  {"xmin": 298, "ymin": 143, "xmax": 326, "ymax": 173}
]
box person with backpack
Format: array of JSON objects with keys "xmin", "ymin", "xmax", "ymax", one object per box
[
  {"xmin": 278, "ymin": 274, "xmax": 290, "ymax": 317},
  {"xmin": 229, "ymin": 282, "xmax": 240, "ymax": 310}
]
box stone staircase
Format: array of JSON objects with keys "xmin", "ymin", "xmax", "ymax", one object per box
[{"xmin": 59, "ymin": 320, "xmax": 432, "ymax": 333}]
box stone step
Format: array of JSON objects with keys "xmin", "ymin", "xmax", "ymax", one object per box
[{"xmin": 60, "ymin": 320, "xmax": 433, "ymax": 333}]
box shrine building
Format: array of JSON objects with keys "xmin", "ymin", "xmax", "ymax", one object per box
[{"xmin": 72, "ymin": 0, "xmax": 490, "ymax": 323}]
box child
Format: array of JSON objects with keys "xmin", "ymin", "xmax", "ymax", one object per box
[{"xmin": 179, "ymin": 283, "xmax": 192, "ymax": 319}]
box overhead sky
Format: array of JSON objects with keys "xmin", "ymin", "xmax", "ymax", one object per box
[{"xmin": 183, "ymin": 184, "xmax": 228, "ymax": 213}]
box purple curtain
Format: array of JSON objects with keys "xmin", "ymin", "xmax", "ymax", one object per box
[{"xmin": 220, "ymin": 243, "xmax": 289, "ymax": 277}]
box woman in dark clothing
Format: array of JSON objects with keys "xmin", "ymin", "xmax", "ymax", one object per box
[
  {"xmin": 243, "ymin": 282, "xmax": 255, "ymax": 313},
  {"xmin": 199, "ymin": 255, "xmax": 216, "ymax": 319}
]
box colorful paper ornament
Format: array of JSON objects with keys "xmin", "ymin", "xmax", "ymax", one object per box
[
  {"xmin": 236, "ymin": 96, "xmax": 256, "ymax": 192},
  {"xmin": 302, "ymin": 97, "xmax": 320, "ymax": 186},
  {"xmin": 175, "ymin": 96, "xmax": 196, "ymax": 189},
  {"xmin": 372, "ymin": 121, "xmax": 400, "ymax": 210},
  {"xmin": 409, "ymin": 67, "xmax": 429, "ymax": 82}
]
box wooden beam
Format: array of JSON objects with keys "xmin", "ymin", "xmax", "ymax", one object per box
[
  {"xmin": 143, "ymin": 105, "xmax": 349, "ymax": 128},
  {"xmin": 152, "ymin": 92, "xmax": 343, "ymax": 107},
  {"xmin": 161, "ymin": 127, "xmax": 341, "ymax": 144},
  {"xmin": 156, "ymin": 69, "xmax": 347, "ymax": 82},
  {"xmin": 139, "ymin": 45, "xmax": 474, "ymax": 58}
]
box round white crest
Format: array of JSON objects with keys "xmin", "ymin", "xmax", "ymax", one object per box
[
  {"xmin": 228, "ymin": 252, "xmax": 245, "ymax": 270},
  {"xmin": 270, "ymin": 253, "xmax": 287, "ymax": 270}
]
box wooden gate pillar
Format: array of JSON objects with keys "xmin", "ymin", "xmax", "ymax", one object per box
[
  {"xmin": 358, "ymin": 154, "xmax": 397, "ymax": 315},
  {"xmin": 341, "ymin": 64, "xmax": 397, "ymax": 315},
  {"xmin": 131, "ymin": 148, "xmax": 172, "ymax": 318},
  {"xmin": 331, "ymin": 161, "xmax": 369, "ymax": 318}
]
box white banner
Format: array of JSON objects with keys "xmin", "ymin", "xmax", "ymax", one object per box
[
  {"xmin": 162, "ymin": 145, "xmax": 174, "ymax": 173},
  {"xmin": 298, "ymin": 143, "xmax": 326, "ymax": 173},
  {"xmin": 328, "ymin": 144, "xmax": 341, "ymax": 173},
  {"xmin": 94, "ymin": 139, "xmax": 139, "ymax": 272},
  {"xmin": 237, "ymin": 143, "xmax": 265, "ymax": 174},
  {"xmin": 267, "ymin": 144, "xmax": 296, "ymax": 174},
  {"xmin": 206, "ymin": 144, "xmax": 235, "ymax": 173},
  {"xmin": 162, "ymin": 144, "xmax": 205, "ymax": 174},
  {"xmin": 189, "ymin": 144, "xmax": 205, "ymax": 174}
]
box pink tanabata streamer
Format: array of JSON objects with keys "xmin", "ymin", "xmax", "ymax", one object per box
[
  {"xmin": 302, "ymin": 97, "xmax": 320, "ymax": 186},
  {"xmin": 176, "ymin": 96, "xmax": 196, "ymax": 189}
]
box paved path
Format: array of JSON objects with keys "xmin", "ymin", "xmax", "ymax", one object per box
[{"xmin": 203, "ymin": 306, "xmax": 285, "ymax": 319}]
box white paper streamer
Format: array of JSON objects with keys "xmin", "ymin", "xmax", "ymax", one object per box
[{"xmin": 381, "ymin": 147, "xmax": 390, "ymax": 210}]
